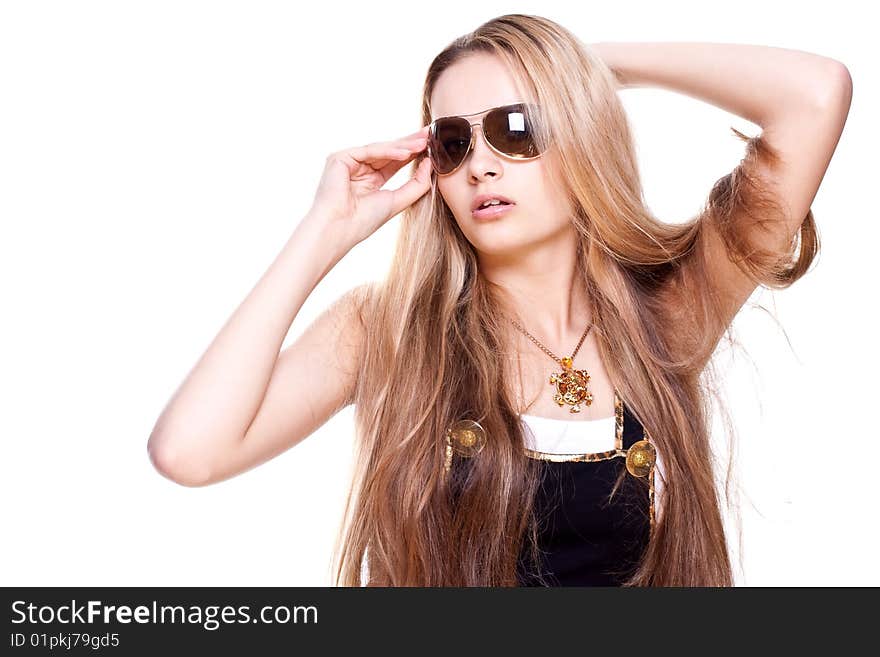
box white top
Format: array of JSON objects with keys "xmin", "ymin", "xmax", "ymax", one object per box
[
  {"xmin": 521, "ymin": 413, "xmax": 617, "ymax": 453},
  {"xmin": 359, "ymin": 413, "xmax": 665, "ymax": 586}
]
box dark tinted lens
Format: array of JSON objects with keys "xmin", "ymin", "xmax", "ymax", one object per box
[
  {"xmin": 484, "ymin": 103, "xmax": 541, "ymax": 158},
  {"xmin": 428, "ymin": 117, "xmax": 471, "ymax": 174}
]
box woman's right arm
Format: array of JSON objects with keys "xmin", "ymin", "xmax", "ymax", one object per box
[
  {"xmin": 147, "ymin": 125, "xmax": 432, "ymax": 487},
  {"xmin": 147, "ymin": 214, "xmax": 358, "ymax": 487}
]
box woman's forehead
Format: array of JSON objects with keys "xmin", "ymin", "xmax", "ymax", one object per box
[
  {"xmin": 430, "ymin": 101, "xmax": 529, "ymax": 122},
  {"xmin": 429, "ymin": 54, "xmax": 532, "ymax": 121}
]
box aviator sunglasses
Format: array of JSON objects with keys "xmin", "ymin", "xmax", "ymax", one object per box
[{"xmin": 427, "ymin": 102, "xmax": 547, "ymax": 175}]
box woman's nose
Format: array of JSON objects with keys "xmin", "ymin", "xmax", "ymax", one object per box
[{"xmin": 468, "ymin": 125, "xmax": 499, "ymax": 164}]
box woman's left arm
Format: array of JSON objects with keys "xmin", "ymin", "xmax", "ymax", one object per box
[{"xmin": 591, "ymin": 42, "xmax": 852, "ymax": 325}]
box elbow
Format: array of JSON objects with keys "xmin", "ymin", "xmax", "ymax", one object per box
[
  {"xmin": 147, "ymin": 434, "xmax": 213, "ymax": 488},
  {"xmin": 815, "ymin": 60, "xmax": 853, "ymax": 116}
]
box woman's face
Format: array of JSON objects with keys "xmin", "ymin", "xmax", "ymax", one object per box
[{"xmin": 429, "ymin": 54, "xmax": 573, "ymax": 257}]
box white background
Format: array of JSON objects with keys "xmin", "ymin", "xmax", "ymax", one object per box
[{"xmin": 1, "ymin": 0, "xmax": 875, "ymax": 586}]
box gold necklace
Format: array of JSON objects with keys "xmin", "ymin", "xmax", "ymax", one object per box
[{"xmin": 509, "ymin": 318, "xmax": 595, "ymax": 414}]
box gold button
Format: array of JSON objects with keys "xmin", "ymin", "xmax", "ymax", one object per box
[
  {"xmin": 625, "ymin": 439, "xmax": 656, "ymax": 478},
  {"xmin": 446, "ymin": 420, "xmax": 486, "ymax": 457}
]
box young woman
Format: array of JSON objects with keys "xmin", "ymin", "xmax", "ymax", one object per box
[{"xmin": 147, "ymin": 14, "xmax": 852, "ymax": 586}]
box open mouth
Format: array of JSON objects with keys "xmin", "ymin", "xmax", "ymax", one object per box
[{"xmin": 472, "ymin": 202, "xmax": 515, "ymax": 219}]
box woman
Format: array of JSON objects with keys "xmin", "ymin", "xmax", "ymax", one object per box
[{"xmin": 147, "ymin": 14, "xmax": 852, "ymax": 586}]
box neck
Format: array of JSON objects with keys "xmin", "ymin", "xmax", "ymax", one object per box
[{"xmin": 478, "ymin": 230, "xmax": 593, "ymax": 352}]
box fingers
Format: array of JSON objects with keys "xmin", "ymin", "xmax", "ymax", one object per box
[
  {"xmin": 372, "ymin": 142, "xmax": 426, "ymax": 177},
  {"xmin": 330, "ymin": 123, "xmax": 430, "ymax": 166},
  {"xmin": 341, "ymin": 135, "xmax": 426, "ymax": 183},
  {"xmin": 344, "ymin": 143, "xmax": 409, "ymax": 164},
  {"xmin": 344, "ymin": 130, "xmax": 428, "ymax": 165},
  {"xmin": 400, "ymin": 124, "xmax": 431, "ymax": 140},
  {"xmin": 327, "ymin": 126, "xmax": 432, "ymax": 192},
  {"xmin": 386, "ymin": 157, "xmax": 433, "ymax": 216},
  {"xmin": 375, "ymin": 129, "xmax": 429, "ymax": 176}
]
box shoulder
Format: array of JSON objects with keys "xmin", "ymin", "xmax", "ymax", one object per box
[{"xmin": 333, "ymin": 281, "xmax": 377, "ymax": 330}]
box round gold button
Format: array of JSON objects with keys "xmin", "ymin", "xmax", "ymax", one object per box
[
  {"xmin": 446, "ymin": 420, "xmax": 487, "ymax": 457},
  {"xmin": 625, "ymin": 439, "xmax": 656, "ymax": 478}
]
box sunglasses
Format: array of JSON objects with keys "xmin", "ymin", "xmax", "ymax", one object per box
[{"xmin": 427, "ymin": 102, "xmax": 547, "ymax": 176}]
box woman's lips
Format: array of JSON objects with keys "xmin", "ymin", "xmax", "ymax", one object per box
[{"xmin": 472, "ymin": 203, "xmax": 515, "ymax": 220}]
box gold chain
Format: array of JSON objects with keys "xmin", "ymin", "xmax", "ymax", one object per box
[{"xmin": 508, "ymin": 318, "xmax": 594, "ymax": 367}]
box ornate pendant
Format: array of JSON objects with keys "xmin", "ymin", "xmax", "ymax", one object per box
[{"xmin": 549, "ymin": 355, "xmax": 594, "ymax": 414}]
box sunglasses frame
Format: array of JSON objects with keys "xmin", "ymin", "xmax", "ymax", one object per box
[{"xmin": 427, "ymin": 102, "xmax": 546, "ymax": 176}]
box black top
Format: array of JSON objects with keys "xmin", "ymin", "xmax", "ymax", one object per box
[{"xmin": 515, "ymin": 398, "xmax": 652, "ymax": 586}]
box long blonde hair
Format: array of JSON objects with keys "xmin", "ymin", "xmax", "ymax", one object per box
[{"xmin": 330, "ymin": 14, "xmax": 818, "ymax": 586}]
